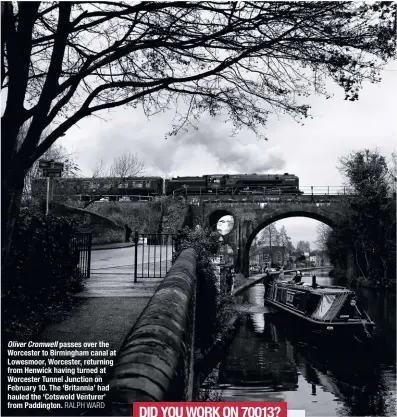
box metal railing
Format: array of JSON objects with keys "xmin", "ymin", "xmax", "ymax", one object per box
[
  {"xmin": 299, "ymin": 186, "xmax": 352, "ymax": 195},
  {"xmin": 132, "ymin": 231, "xmax": 176, "ymax": 282},
  {"xmin": 70, "ymin": 231, "xmax": 92, "ymax": 278}
]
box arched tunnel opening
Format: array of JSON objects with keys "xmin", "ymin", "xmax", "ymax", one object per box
[
  {"xmin": 208, "ymin": 210, "xmax": 235, "ymax": 235},
  {"xmin": 243, "ymin": 211, "xmax": 336, "ymax": 278}
]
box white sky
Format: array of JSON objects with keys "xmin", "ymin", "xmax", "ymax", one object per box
[{"xmin": 61, "ymin": 62, "xmax": 396, "ymax": 249}]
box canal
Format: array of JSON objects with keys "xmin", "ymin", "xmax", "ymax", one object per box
[{"xmin": 206, "ymin": 276, "xmax": 396, "ymax": 416}]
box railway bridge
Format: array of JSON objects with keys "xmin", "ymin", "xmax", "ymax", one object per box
[{"xmin": 188, "ymin": 193, "xmax": 352, "ymax": 277}]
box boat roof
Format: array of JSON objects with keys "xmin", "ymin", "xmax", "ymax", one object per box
[{"xmin": 275, "ymin": 281, "xmax": 354, "ymax": 295}]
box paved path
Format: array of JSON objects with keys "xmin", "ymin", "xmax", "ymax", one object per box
[
  {"xmin": 76, "ymin": 274, "xmax": 163, "ymax": 297},
  {"xmin": 91, "ymin": 245, "xmax": 174, "ymax": 275},
  {"xmin": 92, "ymin": 241, "xmax": 135, "ymax": 251}
]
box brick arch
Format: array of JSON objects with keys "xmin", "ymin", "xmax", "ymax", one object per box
[
  {"xmin": 242, "ymin": 210, "xmax": 335, "ymax": 277},
  {"xmin": 207, "ymin": 209, "xmax": 236, "ymax": 232}
]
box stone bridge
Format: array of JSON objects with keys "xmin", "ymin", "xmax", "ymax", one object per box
[{"xmin": 189, "ymin": 195, "xmax": 349, "ymax": 277}]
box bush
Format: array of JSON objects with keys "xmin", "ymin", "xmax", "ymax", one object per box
[
  {"xmin": 2, "ymin": 207, "xmax": 84, "ymax": 339},
  {"xmin": 174, "ymin": 227, "xmax": 234, "ymax": 353}
]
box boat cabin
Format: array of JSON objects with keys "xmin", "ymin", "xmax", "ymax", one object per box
[{"xmin": 266, "ymin": 280, "xmax": 373, "ymax": 326}]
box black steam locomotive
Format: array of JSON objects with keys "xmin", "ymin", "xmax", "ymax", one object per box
[
  {"xmin": 166, "ymin": 173, "xmax": 301, "ymax": 195},
  {"xmin": 31, "ymin": 173, "xmax": 301, "ymax": 200}
]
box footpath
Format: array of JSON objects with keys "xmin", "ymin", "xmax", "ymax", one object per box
[
  {"xmin": 91, "ymin": 241, "xmax": 135, "ymax": 251},
  {"xmin": 37, "ymin": 277, "xmax": 264, "ymax": 349},
  {"xmin": 37, "ymin": 276, "xmax": 159, "ymax": 351},
  {"xmin": 36, "ymin": 272, "xmax": 264, "ymax": 350}
]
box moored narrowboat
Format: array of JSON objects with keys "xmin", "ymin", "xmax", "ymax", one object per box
[{"xmin": 264, "ymin": 276, "xmax": 375, "ymax": 342}]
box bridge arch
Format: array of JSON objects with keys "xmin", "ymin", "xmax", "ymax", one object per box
[
  {"xmin": 207, "ymin": 209, "xmax": 235, "ymax": 233},
  {"xmin": 243, "ymin": 210, "xmax": 335, "ymax": 277}
]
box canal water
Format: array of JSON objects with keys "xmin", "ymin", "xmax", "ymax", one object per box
[{"xmin": 207, "ymin": 275, "xmax": 396, "ymax": 416}]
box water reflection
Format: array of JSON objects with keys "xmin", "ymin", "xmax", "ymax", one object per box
[
  {"xmin": 250, "ymin": 313, "xmax": 265, "ymax": 333},
  {"xmin": 216, "ymin": 281, "xmax": 396, "ymax": 416}
]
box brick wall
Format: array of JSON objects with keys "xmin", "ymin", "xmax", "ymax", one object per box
[{"xmin": 106, "ymin": 248, "xmax": 198, "ymax": 414}]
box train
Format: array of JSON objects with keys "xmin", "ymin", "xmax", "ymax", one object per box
[{"xmin": 31, "ymin": 173, "xmax": 302, "ymax": 201}]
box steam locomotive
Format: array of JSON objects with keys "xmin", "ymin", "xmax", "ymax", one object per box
[{"xmin": 31, "ymin": 173, "xmax": 302, "ymax": 200}]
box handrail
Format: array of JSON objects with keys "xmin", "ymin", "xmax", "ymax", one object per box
[{"xmin": 280, "ymin": 266, "xmax": 332, "ymax": 274}]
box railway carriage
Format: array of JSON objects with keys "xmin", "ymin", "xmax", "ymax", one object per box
[{"xmin": 31, "ymin": 176, "xmax": 163, "ymax": 200}]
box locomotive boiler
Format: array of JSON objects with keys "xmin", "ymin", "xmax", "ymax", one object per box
[{"xmin": 223, "ymin": 173, "xmax": 301, "ymax": 194}]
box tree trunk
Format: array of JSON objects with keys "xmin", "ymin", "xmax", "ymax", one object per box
[
  {"xmin": 380, "ymin": 257, "xmax": 388, "ymax": 286},
  {"xmin": 354, "ymin": 249, "xmax": 366, "ymax": 280},
  {"xmin": 2, "ymin": 171, "xmax": 26, "ymax": 270},
  {"xmin": 359, "ymin": 239, "xmax": 371, "ymax": 277},
  {"xmin": 345, "ymin": 250, "xmax": 355, "ymax": 281}
]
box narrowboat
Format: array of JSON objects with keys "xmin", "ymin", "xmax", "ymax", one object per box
[{"xmin": 264, "ymin": 276, "xmax": 375, "ymax": 342}]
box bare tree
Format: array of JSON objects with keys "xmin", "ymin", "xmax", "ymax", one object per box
[
  {"xmin": 83, "ymin": 150, "xmax": 145, "ymax": 207},
  {"xmin": 279, "ymin": 225, "xmax": 294, "ymax": 254},
  {"xmin": 25, "ymin": 144, "xmax": 80, "ymax": 199},
  {"xmin": 258, "ymin": 224, "xmax": 281, "ymax": 247},
  {"xmin": 2, "ymin": 1, "xmax": 396, "ymax": 264},
  {"xmin": 109, "ymin": 152, "xmax": 145, "ymax": 178},
  {"xmin": 92, "ymin": 158, "xmax": 105, "ymax": 179},
  {"xmin": 14, "ymin": 123, "xmax": 81, "ymax": 199},
  {"xmin": 315, "ymin": 223, "xmax": 332, "ymax": 252}
]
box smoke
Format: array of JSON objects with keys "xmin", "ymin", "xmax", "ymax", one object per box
[
  {"xmin": 170, "ymin": 119, "xmax": 286, "ymax": 174},
  {"xmin": 73, "ymin": 110, "xmax": 286, "ymax": 176}
]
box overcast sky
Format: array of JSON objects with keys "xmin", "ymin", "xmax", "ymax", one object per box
[{"xmin": 61, "ymin": 62, "xmax": 396, "ymax": 249}]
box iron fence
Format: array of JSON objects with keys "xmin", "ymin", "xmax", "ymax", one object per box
[
  {"xmin": 133, "ymin": 231, "xmax": 177, "ymax": 282},
  {"xmin": 70, "ymin": 231, "xmax": 92, "ymax": 278}
]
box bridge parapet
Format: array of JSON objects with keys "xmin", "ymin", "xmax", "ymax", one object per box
[
  {"xmin": 106, "ymin": 248, "xmax": 197, "ymax": 414},
  {"xmin": 187, "ymin": 194, "xmax": 350, "ymax": 205}
]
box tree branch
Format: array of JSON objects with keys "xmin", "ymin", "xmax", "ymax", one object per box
[{"xmin": 20, "ymin": 2, "xmax": 72, "ymax": 159}]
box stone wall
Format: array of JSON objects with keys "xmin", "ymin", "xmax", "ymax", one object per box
[
  {"xmin": 106, "ymin": 248, "xmax": 198, "ymax": 415},
  {"xmin": 51, "ymin": 203, "xmax": 125, "ymax": 244}
]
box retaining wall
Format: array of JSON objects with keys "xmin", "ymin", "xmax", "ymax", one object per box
[
  {"xmin": 51, "ymin": 203, "xmax": 125, "ymax": 244},
  {"xmin": 106, "ymin": 248, "xmax": 198, "ymax": 415}
]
